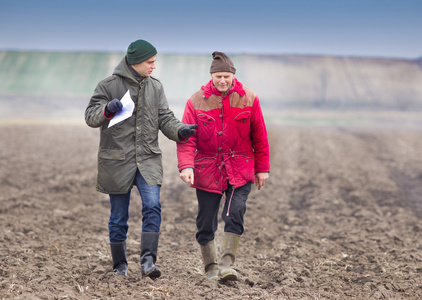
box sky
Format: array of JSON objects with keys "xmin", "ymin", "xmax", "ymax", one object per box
[{"xmin": 1, "ymin": 0, "xmax": 421, "ymax": 58}]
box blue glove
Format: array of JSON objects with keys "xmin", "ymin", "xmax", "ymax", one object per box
[
  {"xmin": 105, "ymin": 99, "xmax": 123, "ymax": 116},
  {"xmin": 178, "ymin": 124, "xmax": 198, "ymax": 139}
]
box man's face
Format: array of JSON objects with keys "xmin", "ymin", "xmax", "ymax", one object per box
[
  {"xmin": 211, "ymin": 72, "xmax": 234, "ymax": 94},
  {"xmin": 131, "ymin": 55, "xmax": 157, "ymax": 77}
]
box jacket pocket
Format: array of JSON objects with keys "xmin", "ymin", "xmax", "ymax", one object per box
[
  {"xmin": 99, "ymin": 149, "xmax": 125, "ymax": 160},
  {"xmin": 197, "ymin": 113, "xmax": 215, "ymax": 142},
  {"xmin": 144, "ymin": 144, "xmax": 162, "ymax": 155},
  {"xmin": 194, "ymin": 156, "xmax": 218, "ymax": 189},
  {"xmin": 232, "ymin": 155, "xmax": 255, "ymax": 182},
  {"xmin": 234, "ymin": 111, "xmax": 251, "ymax": 139}
]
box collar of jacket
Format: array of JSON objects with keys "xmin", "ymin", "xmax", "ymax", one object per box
[
  {"xmin": 201, "ymin": 77, "xmax": 246, "ymax": 99},
  {"xmin": 113, "ymin": 57, "xmax": 146, "ymax": 86},
  {"xmin": 126, "ymin": 59, "xmax": 146, "ymax": 83}
]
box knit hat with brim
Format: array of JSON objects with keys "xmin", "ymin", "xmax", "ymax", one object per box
[
  {"xmin": 126, "ymin": 40, "xmax": 157, "ymax": 65},
  {"xmin": 210, "ymin": 51, "xmax": 236, "ymax": 74}
]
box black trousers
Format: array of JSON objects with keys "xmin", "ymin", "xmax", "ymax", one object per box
[{"xmin": 195, "ymin": 182, "xmax": 251, "ymax": 245}]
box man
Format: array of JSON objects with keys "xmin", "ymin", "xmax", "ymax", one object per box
[
  {"xmin": 177, "ymin": 51, "xmax": 270, "ymax": 281},
  {"xmin": 85, "ymin": 39, "xmax": 197, "ymax": 278}
]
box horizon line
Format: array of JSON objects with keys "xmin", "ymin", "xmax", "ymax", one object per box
[{"xmin": 1, "ymin": 48, "xmax": 420, "ymax": 61}]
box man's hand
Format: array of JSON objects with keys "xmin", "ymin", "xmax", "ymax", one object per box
[
  {"xmin": 180, "ymin": 169, "xmax": 194, "ymax": 184},
  {"xmin": 178, "ymin": 124, "xmax": 198, "ymax": 139},
  {"xmin": 106, "ymin": 99, "xmax": 123, "ymax": 116},
  {"xmin": 255, "ymin": 172, "xmax": 269, "ymax": 190}
]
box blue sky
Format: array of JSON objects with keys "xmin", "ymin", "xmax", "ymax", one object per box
[{"xmin": 1, "ymin": 0, "xmax": 421, "ymax": 58}]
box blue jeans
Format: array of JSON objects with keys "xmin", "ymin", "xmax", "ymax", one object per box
[{"xmin": 108, "ymin": 170, "xmax": 161, "ymax": 243}]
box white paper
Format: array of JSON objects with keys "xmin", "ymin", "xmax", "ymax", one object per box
[{"xmin": 108, "ymin": 90, "xmax": 135, "ymax": 128}]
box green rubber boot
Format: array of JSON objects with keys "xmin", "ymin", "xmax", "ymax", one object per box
[
  {"xmin": 200, "ymin": 240, "xmax": 219, "ymax": 280},
  {"xmin": 219, "ymin": 232, "xmax": 240, "ymax": 281}
]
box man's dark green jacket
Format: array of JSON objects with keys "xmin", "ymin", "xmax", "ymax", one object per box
[{"xmin": 85, "ymin": 57, "xmax": 184, "ymax": 194}]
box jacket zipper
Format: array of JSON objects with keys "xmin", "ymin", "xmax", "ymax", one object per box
[
  {"xmin": 232, "ymin": 154, "xmax": 253, "ymax": 159},
  {"xmin": 234, "ymin": 111, "xmax": 251, "ymax": 119},
  {"xmin": 197, "ymin": 113, "xmax": 216, "ymax": 122},
  {"xmin": 194, "ymin": 156, "xmax": 216, "ymax": 162}
]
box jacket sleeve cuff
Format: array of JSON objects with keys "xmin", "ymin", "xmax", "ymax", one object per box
[
  {"xmin": 104, "ymin": 107, "xmax": 115, "ymax": 119},
  {"xmin": 178, "ymin": 136, "xmax": 191, "ymax": 143},
  {"xmin": 255, "ymin": 169, "xmax": 270, "ymax": 173}
]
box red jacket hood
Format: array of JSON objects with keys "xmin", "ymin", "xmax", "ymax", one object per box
[{"xmin": 201, "ymin": 78, "xmax": 246, "ymax": 99}]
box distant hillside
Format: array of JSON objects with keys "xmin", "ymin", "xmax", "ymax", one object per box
[{"xmin": 1, "ymin": 50, "xmax": 421, "ymax": 111}]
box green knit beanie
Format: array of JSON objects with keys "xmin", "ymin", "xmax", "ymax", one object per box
[{"xmin": 126, "ymin": 40, "xmax": 157, "ymax": 65}]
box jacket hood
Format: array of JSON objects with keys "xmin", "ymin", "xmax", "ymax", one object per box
[
  {"xmin": 201, "ymin": 77, "xmax": 245, "ymax": 99},
  {"xmin": 112, "ymin": 57, "xmax": 140, "ymax": 86}
]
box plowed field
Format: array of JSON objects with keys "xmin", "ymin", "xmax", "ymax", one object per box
[{"xmin": 1, "ymin": 123, "xmax": 421, "ymax": 299}]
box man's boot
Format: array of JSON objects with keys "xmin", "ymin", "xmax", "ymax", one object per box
[
  {"xmin": 200, "ymin": 240, "xmax": 219, "ymax": 280},
  {"xmin": 140, "ymin": 232, "xmax": 161, "ymax": 279},
  {"xmin": 219, "ymin": 232, "xmax": 240, "ymax": 281},
  {"xmin": 110, "ymin": 241, "xmax": 128, "ymax": 276}
]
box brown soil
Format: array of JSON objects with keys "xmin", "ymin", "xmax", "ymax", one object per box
[{"xmin": 1, "ymin": 123, "xmax": 421, "ymax": 299}]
